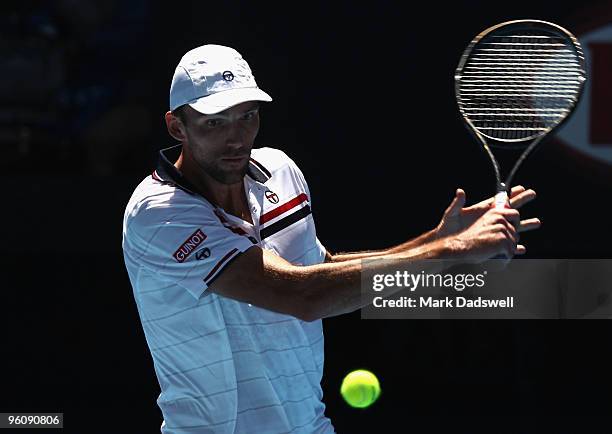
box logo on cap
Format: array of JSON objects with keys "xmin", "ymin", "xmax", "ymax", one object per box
[
  {"xmin": 222, "ymin": 71, "xmax": 234, "ymax": 81},
  {"xmin": 265, "ymin": 190, "xmax": 279, "ymax": 204}
]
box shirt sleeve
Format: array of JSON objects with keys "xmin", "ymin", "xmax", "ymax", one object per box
[
  {"xmin": 282, "ymin": 151, "xmax": 328, "ymax": 263},
  {"xmin": 282, "ymin": 152, "xmax": 314, "ymax": 210},
  {"xmin": 125, "ymin": 196, "xmax": 255, "ymax": 299}
]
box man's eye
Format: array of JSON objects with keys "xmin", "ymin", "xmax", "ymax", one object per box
[
  {"xmin": 242, "ymin": 111, "xmax": 257, "ymax": 121},
  {"xmin": 206, "ymin": 119, "xmax": 222, "ymax": 127}
]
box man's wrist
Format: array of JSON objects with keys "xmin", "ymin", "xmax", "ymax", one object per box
[{"xmin": 438, "ymin": 235, "xmax": 468, "ymax": 263}]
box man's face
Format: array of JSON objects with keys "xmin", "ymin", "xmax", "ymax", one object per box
[{"xmin": 180, "ymin": 101, "xmax": 260, "ymax": 184}]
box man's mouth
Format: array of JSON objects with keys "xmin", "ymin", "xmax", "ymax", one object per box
[{"xmin": 220, "ymin": 155, "xmax": 249, "ymax": 166}]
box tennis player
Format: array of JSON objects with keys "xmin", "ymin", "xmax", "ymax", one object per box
[{"xmin": 122, "ymin": 44, "xmax": 540, "ymax": 433}]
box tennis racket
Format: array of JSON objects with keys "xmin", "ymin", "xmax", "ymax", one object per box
[{"xmin": 455, "ymin": 19, "xmax": 587, "ymax": 211}]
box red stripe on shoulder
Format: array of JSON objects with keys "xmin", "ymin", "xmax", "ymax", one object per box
[{"xmin": 260, "ymin": 193, "xmax": 308, "ymax": 225}]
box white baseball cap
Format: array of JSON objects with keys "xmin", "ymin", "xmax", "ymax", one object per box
[{"xmin": 169, "ymin": 44, "xmax": 272, "ymax": 115}]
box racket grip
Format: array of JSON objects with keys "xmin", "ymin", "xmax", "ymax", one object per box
[
  {"xmin": 494, "ymin": 190, "xmax": 509, "ymax": 209},
  {"xmin": 493, "ymin": 189, "xmax": 510, "ymax": 259}
]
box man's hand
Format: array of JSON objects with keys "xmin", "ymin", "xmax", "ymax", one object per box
[
  {"xmin": 448, "ymin": 206, "xmax": 523, "ymax": 263},
  {"xmin": 436, "ymin": 185, "xmax": 541, "ymax": 240}
]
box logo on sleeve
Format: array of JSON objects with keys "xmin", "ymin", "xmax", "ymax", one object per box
[
  {"xmin": 173, "ymin": 229, "xmax": 207, "ymax": 263},
  {"xmin": 195, "ymin": 248, "xmax": 211, "ymax": 260}
]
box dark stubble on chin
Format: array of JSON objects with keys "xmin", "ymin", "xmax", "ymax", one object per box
[{"xmin": 200, "ymin": 158, "xmax": 249, "ymax": 185}]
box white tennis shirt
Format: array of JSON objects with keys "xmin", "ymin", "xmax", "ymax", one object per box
[{"xmin": 122, "ymin": 145, "xmax": 334, "ymax": 434}]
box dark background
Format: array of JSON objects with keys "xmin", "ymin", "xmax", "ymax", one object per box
[{"xmin": 3, "ymin": 1, "xmax": 612, "ymax": 433}]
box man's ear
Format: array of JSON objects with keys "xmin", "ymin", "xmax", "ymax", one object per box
[{"xmin": 165, "ymin": 111, "xmax": 187, "ymax": 142}]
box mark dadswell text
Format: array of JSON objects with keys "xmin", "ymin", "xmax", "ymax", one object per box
[{"xmin": 373, "ymin": 296, "xmax": 514, "ymax": 309}]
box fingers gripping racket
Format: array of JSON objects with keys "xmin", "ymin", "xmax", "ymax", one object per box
[{"xmin": 455, "ymin": 20, "xmax": 587, "ymax": 213}]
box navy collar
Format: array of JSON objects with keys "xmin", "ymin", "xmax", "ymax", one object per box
[{"xmin": 154, "ymin": 144, "xmax": 271, "ymax": 194}]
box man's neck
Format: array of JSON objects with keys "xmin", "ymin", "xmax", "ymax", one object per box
[{"xmin": 175, "ymin": 152, "xmax": 252, "ymax": 223}]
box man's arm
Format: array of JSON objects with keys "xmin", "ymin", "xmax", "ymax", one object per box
[
  {"xmin": 209, "ymin": 206, "xmax": 521, "ymax": 321},
  {"xmin": 324, "ymin": 186, "xmax": 540, "ymax": 263},
  {"xmin": 324, "ymin": 229, "xmax": 438, "ymax": 263},
  {"xmin": 210, "ymin": 236, "xmax": 451, "ymax": 322}
]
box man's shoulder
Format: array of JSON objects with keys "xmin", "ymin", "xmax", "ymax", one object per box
[
  {"xmin": 251, "ymin": 146, "xmax": 301, "ymax": 175},
  {"xmin": 124, "ymin": 174, "xmax": 211, "ymax": 230}
]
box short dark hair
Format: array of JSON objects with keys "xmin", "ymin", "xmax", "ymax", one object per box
[{"xmin": 172, "ymin": 105, "xmax": 189, "ymax": 125}]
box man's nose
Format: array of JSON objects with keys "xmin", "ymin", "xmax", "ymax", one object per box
[{"xmin": 224, "ymin": 123, "xmax": 247, "ymax": 149}]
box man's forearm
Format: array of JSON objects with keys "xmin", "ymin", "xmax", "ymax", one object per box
[
  {"xmin": 386, "ymin": 228, "xmax": 439, "ymax": 254},
  {"xmin": 325, "ymin": 228, "xmax": 439, "ymax": 263},
  {"xmin": 301, "ymin": 234, "xmax": 454, "ymax": 320}
]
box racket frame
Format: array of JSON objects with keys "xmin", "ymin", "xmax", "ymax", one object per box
[{"xmin": 455, "ymin": 19, "xmax": 587, "ymax": 197}]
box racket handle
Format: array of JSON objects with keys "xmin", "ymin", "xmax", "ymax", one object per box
[
  {"xmin": 493, "ymin": 188, "xmax": 510, "ymax": 259},
  {"xmin": 494, "ymin": 190, "xmax": 509, "ymax": 209}
]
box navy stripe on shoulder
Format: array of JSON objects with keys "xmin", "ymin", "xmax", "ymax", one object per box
[
  {"xmin": 249, "ymin": 158, "xmax": 272, "ymax": 179},
  {"xmin": 260, "ymin": 205, "xmax": 312, "ymax": 240}
]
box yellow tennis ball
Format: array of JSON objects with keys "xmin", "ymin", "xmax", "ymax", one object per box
[{"xmin": 340, "ymin": 369, "xmax": 381, "ymax": 408}]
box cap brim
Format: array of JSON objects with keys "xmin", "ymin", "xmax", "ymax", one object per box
[{"xmin": 188, "ymin": 87, "xmax": 272, "ymax": 115}]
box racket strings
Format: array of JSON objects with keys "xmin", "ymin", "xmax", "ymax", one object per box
[{"xmin": 457, "ymin": 31, "xmax": 585, "ymax": 143}]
